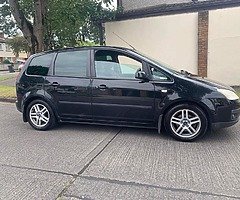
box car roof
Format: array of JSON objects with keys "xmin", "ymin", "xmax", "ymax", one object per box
[{"xmin": 33, "ymin": 46, "xmax": 135, "ymax": 57}]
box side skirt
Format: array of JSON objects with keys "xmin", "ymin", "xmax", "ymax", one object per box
[{"xmin": 59, "ymin": 119, "xmax": 157, "ymax": 130}]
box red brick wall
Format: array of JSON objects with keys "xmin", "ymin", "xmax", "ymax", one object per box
[{"xmin": 198, "ymin": 11, "xmax": 209, "ymax": 77}]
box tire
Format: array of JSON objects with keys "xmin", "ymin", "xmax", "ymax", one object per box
[
  {"xmin": 164, "ymin": 104, "xmax": 208, "ymax": 142},
  {"xmin": 26, "ymin": 100, "xmax": 56, "ymax": 131}
]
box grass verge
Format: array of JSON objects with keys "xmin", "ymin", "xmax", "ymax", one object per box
[
  {"xmin": 0, "ymin": 74, "xmax": 16, "ymax": 81},
  {"xmin": 0, "ymin": 74, "xmax": 16, "ymax": 82},
  {"xmin": 0, "ymin": 85, "xmax": 16, "ymax": 99}
]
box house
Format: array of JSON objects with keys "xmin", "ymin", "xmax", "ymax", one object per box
[
  {"xmin": 0, "ymin": 32, "xmax": 27, "ymax": 66},
  {"xmin": 105, "ymin": 0, "xmax": 240, "ymax": 86}
]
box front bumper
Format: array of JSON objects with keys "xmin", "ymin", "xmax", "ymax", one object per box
[
  {"xmin": 212, "ymin": 119, "xmax": 239, "ymax": 130},
  {"xmin": 212, "ymin": 104, "xmax": 240, "ymax": 130}
]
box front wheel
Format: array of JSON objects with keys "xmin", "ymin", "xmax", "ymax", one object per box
[
  {"xmin": 26, "ymin": 100, "xmax": 56, "ymax": 131},
  {"xmin": 164, "ymin": 104, "xmax": 208, "ymax": 142}
]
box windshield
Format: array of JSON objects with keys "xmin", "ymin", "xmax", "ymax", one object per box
[{"xmin": 129, "ymin": 50, "xmax": 181, "ymax": 75}]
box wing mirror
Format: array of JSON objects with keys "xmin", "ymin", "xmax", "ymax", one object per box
[{"xmin": 135, "ymin": 70, "xmax": 149, "ymax": 81}]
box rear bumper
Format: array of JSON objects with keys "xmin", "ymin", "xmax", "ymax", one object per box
[{"xmin": 15, "ymin": 100, "xmax": 22, "ymax": 112}]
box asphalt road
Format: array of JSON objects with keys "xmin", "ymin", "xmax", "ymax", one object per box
[{"xmin": 0, "ymin": 102, "xmax": 240, "ymax": 200}]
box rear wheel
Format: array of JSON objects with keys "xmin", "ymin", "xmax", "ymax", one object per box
[
  {"xmin": 27, "ymin": 100, "xmax": 56, "ymax": 131},
  {"xmin": 164, "ymin": 104, "xmax": 208, "ymax": 141}
]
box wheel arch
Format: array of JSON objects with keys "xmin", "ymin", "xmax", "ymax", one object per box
[
  {"xmin": 23, "ymin": 95, "xmax": 59, "ymax": 122},
  {"xmin": 161, "ymin": 100, "xmax": 212, "ymax": 131}
]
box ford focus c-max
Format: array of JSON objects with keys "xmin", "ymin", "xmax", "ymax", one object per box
[{"xmin": 16, "ymin": 46, "xmax": 240, "ymax": 141}]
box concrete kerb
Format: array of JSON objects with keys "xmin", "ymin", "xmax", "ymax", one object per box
[{"xmin": 0, "ymin": 98, "xmax": 16, "ymax": 103}]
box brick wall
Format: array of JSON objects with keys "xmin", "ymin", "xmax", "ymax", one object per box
[{"xmin": 198, "ymin": 11, "xmax": 209, "ymax": 77}]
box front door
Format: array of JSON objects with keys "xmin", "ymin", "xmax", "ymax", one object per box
[
  {"xmin": 45, "ymin": 49, "xmax": 92, "ymax": 121},
  {"xmin": 91, "ymin": 49, "xmax": 155, "ymax": 126}
]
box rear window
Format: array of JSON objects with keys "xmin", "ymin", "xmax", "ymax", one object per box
[{"xmin": 27, "ymin": 53, "xmax": 54, "ymax": 76}]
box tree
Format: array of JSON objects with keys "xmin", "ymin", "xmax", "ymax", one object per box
[
  {"xmin": 8, "ymin": 0, "xmax": 47, "ymax": 54},
  {"xmin": 90, "ymin": 0, "xmax": 118, "ymax": 45},
  {"xmin": 6, "ymin": 36, "xmax": 29, "ymax": 58},
  {"xmin": 1, "ymin": 0, "xmax": 118, "ymax": 54},
  {"xmin": 0, "ymin": 2, "xmax": 17, "ymax": 36}
]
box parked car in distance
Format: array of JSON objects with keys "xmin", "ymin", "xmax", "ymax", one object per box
[
  {"xmin": 17, "ymin": 60, "xmax": 26, "ymax": 71},
  {"xmin": 16, "ymin": 46, "xmax": 240, "ymax": 141}
]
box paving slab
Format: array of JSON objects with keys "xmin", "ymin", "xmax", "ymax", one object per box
[
  {"xmin": 0, "ymin": 165, "xmax": 72, "ymax": 200},
  {"xmin": 1, "ymin": 102, "xmax": 240, "ymax": 199},
  {"xmin": 79, "ymin": 123, "xmax": 240, "ymax": 198},
  {"xmin": 62, "ymin": 176, "xmax": 237, "ymax": 200},
  {"xmin": 0, "ymin": 103, "xmax": 120, "ymax": 174}
]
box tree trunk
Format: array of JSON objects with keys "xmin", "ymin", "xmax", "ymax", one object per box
[
  {"xmin": 34, "ymin": 0, "xmax": 47, "ymax": 52},
  {"xmin": 9, "ymin": 0, "xmax": 37, "ymax": 54},
  {"xmin": 9, "ymin": 0, "xmax": 47, "ymax": 54},
  {"xmin": 98, "ymin": 22, "xmax": 104, "ymax": 45}
]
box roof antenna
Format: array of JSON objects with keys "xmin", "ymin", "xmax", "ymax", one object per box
[{"xmin": 113, "ymin": 32, "xmax": 136, "ymax": 50}]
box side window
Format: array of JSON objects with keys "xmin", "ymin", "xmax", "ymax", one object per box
[
  {"xmin": 118, "ymin": 55, "xmax": 142, "ymax": 78},
  {"xmin": 54, "ymin": 50, "xmax": 88, "ymax": 77},
  {"xmin": 151, "ymin": 66, "xmax": 171, "ymax": 82},
  {"xmin": 95, "ymin": 50, "xmax": 142, "ymax": 79},
  {"xmin": 27, "ymin": 53, "xmax": 54, "ymax": 76}
]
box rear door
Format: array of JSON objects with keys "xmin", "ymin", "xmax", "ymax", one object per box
[
  {"xmin": 91, "ymin": 49, "xmax": 155, "ymax": 126},
  {"xmin": 45, "ymin": 49, "xmax": 92, "ymax": 121}
]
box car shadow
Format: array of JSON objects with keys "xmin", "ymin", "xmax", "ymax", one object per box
[
  {"xmin": 32, "ymin": 122, "xmax": 237, "ymax": 144},
  {"xmin": 201, "ymin": 128, "xmax": 237, "ymax": 143}
]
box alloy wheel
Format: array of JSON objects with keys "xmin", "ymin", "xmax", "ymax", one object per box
[
  {"xmin": 170, "ymin": 109, "xmax": 201, "ymax": 138},
  {"xmin": 29, "ymin": 103, "xmax": 50, "ymax": 128}
]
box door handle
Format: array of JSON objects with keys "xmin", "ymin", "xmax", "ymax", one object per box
[
  {"xmin": 161, "ymin": 89, "xmax": 168, "ymax": 93},
  {"xmin": 98, "ymin": 84, "xmax": 107, "ymax": 90},
  {"xmin": 51, "ymin": 82, "xmax": 60, "ymax": 87},
  {"xmin": 160, "ymin": 89, "xmax": 173, "ymax": 94}
]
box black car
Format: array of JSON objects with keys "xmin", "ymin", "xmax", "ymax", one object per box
[{"xmin": 16, "ymin": 46, "xmax": 240, "ymax": 141}]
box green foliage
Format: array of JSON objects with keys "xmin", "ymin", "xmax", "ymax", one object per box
[
  {"xmin": 0, "ymin": 2, "xmax": 17, "ymax": 36},
  {"xmin": 19, "ymin": 0, "xmax": 34, "ymax": 20},
  {"xmin": 3, "ymin": 59, "xmax": 12, "ymax": 64},
  {"xmin": 77, "ymin": 40, "xmax": 98, "ymax": 47},
  {"xmin": 47, "ymin": 0, "xmax": 118, "ymax": 47},
  {"xmin": 48, "ymin": 0, "xmax": 95, "ymax": 47},
  {"xmin": 82, "ymin": 4, "xmax": 120, "ymax": 44},
  {"xmin": 6, "ymin": 36, "xmax": 30, "ymax": 57}
]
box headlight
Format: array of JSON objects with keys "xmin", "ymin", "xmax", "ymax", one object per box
[{"xmin": 217, "ymin": 89, "xmax": 239, "ymax": 100}]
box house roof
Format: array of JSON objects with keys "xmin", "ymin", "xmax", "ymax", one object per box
[
  {"xmin": 117, "ymin": 0, "xmax": 240, "ymax": 20},
  {"xmin": 120, "ymin": 0, "xmax": 203, "ymax": 12}
]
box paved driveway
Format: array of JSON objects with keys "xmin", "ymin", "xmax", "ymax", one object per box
[{"xmin": 0, "ymin": 102, "xmax": 239, "ymax": 199}]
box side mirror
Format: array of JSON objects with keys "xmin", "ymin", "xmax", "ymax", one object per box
[{"xmin": 135, "ymin": 70, "xmax": 148, "ymax": 80}]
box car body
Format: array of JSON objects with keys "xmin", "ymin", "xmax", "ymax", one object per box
[{"xmin": 16, "ymin": 46, "xmax": 240, "ymax": 141}]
